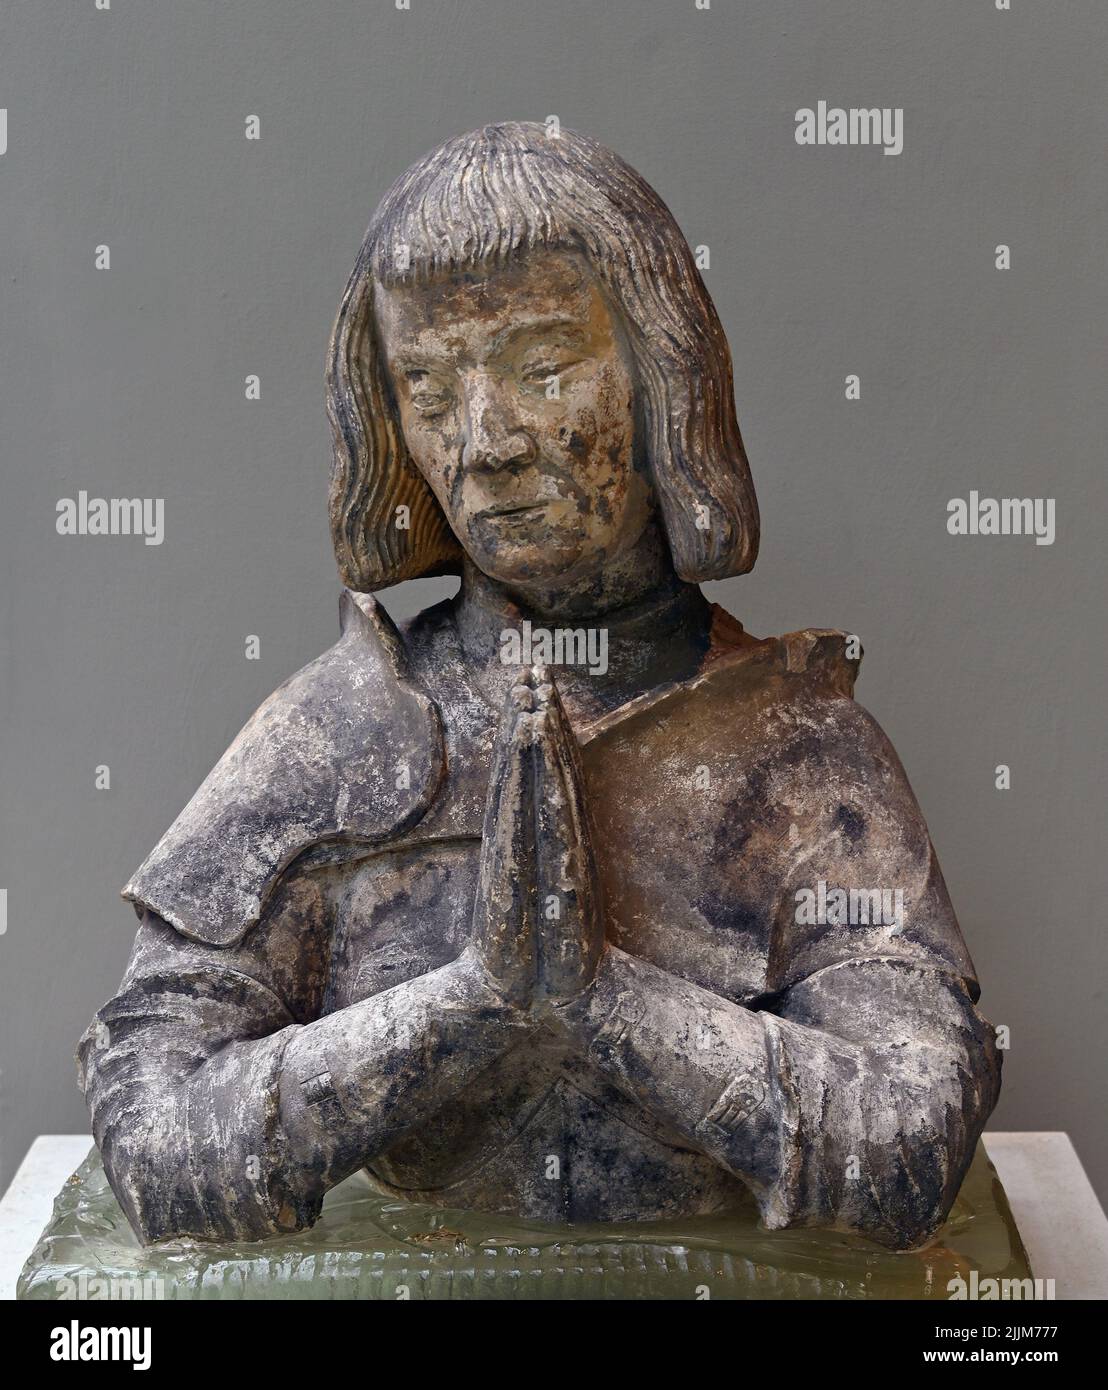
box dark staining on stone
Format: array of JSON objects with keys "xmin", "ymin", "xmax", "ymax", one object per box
[
  {"xmin": 779, "ymin": 732, "xmax": 826, "ymax": 769},
  {"xmin": 709, "ymin": 810, "xmax": 753, "ymax": 865},
  {"xmin": 834, "ymin": 804, "xmax": 866, "ymax": 845},
  {"xmin": 694, "ymin": 890, "xmax": 763, "ymax": 944}
]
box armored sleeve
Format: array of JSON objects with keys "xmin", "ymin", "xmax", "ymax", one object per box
[
  {"xmin": 78, "ymin": 875, "xmax": 330, "ymax": 1243},
  {"xmin": 566, "ymin": 672, "xmax": 1002, "ymax": 1249}
]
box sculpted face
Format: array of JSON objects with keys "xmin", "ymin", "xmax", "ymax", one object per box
[{"xmin": 375, "ymin": 251, "xmax": 653, "ymax": 597}]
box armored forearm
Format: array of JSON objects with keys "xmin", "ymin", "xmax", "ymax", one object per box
[
  {"xmin": 80, "ymin": 897, "xmax": 528, "ymax": 1244},
  {"xmin": 555, "ymin": 949, "xmax": 781, "ymax": 1196},
  {"xmin": 275, "ymin": 952, "xmax": 528, "ymax": 1196},
  {"xmin": 558, "ymin": 947, "xmax": 1001, "ymax": 1249},
  {"xmin": 80, "ymin": 963, "xmax": 309, "ymax": 1244}
]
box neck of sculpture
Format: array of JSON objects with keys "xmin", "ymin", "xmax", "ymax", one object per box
[
  {"xmin": 454, "ymin": 523, "xmax": 714, "ymax": 722},
  {"xmin": 482, "ymin": 516, "xmax": 676, "ymax": 621}
]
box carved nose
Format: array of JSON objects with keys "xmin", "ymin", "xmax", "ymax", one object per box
[{"xmin": 462, "ymin": 377, "xmax": 536, "ymax": 472}]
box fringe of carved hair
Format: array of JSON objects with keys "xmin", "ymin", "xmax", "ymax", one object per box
[{"xmin": 326, "ymin": 122, "xmax": 759, "ymax": 592}]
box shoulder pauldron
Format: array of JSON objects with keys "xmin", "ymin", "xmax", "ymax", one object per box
[{"xmin": 122, "ymin": 591, "xmax": 445, "ymax": 948}]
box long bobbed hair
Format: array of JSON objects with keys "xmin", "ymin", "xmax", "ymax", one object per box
[{"xmin": 326, "ymin": 122, "xmax": 759, "ymax": 592}]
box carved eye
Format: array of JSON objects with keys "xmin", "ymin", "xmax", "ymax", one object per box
[
  {"xmin": 520, "ymin": 358, "xmax": 579, "ymax": 386},
  {"xmin": 405, "ymin": 372, "xmax": 453, "ymax": 417}
]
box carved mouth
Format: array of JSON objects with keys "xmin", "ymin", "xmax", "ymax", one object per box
[{"xmin": 478, "ymin": 502, "xmax": 550, "ymax": 521}]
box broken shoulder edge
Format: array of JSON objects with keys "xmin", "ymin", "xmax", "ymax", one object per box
[{"xmin": 581, "ymin": 617, "xmax": 864, "ymax": 746}]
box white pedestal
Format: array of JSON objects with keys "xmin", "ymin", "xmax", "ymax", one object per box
[{"xmin": 0, "ymin": 1134, "xmax": 90, "ymax": 1302}]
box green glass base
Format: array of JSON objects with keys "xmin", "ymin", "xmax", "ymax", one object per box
[{"xmin": 18, "ymin": 1143, "xmax": 1030, "ymax": 1300}]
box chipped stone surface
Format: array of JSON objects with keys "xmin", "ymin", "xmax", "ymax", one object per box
[{"xmin": 80, "ymin": 123, "xmax": 1000, "ymax": 1253}]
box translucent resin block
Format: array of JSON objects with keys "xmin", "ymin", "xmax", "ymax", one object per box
[{"xmin": 19, "ymin": 1143, "xmax": 1030, "ymax": 1301}]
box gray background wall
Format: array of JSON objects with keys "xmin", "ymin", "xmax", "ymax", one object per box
[{"xmin": 2, "ymin": 0, "xmax": 1105, "ymax": 1209}]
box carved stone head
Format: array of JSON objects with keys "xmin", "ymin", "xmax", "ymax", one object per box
[{"xmin": 326, "ymin": 122, "xmax": 759, "ymax": 597}]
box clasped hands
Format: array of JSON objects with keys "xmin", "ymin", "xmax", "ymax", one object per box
[{"xmin": 463, "ymin": 664, "xmax": 606, "ymax": 1022}]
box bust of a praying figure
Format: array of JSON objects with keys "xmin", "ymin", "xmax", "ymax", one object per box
[{"xmin": 79, "ymin": 123, "xmax": 1001, "ymax": 1253}]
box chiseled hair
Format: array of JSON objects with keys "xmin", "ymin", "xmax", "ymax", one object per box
[{"xmin": 326, "ymin": 122, "xmax": 759, "ymax": 592}]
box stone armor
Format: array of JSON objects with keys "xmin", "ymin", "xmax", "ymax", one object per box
[{"xmin": 79, "ymin": 589, "xmax": 1000, "ymax": 1248}]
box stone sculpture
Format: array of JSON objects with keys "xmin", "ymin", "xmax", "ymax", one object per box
[{"xmin": 78, "ymin": 123, "xmax": 1001, "ymax": 1252}]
